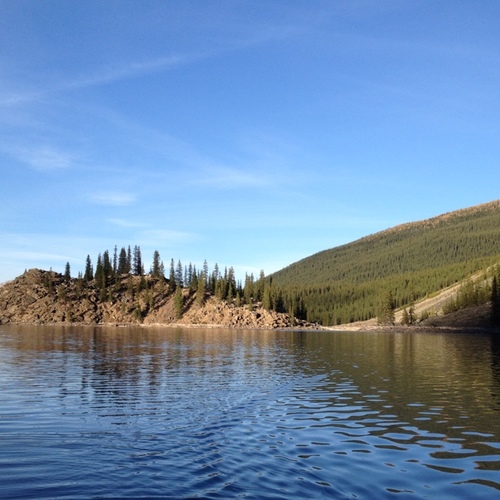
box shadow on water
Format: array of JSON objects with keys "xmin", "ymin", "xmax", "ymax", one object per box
[{"xmin": 490, "ymin": 332, "xmax": 500, "ymax": 409}]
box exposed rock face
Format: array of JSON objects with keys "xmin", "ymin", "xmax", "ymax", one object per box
[
  {"xmin": 0, "ymin": 269, "xmax": 316, "ymax": 329},
  {"xmin": 173, "ymin": 297, "xmax": 311, "ymax": 329}
]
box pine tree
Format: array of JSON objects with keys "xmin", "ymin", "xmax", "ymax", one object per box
[
  {"xmin": 256, "ymin": 270, "xmax": 265, "ymax": 301},
  {"xmin": 168, "ymin": 259, "xmax": 176, "ymax": 293},
  {"xmin": 262, "ymin": 284, "xmax": 272, "ymax": 310},
  {"xmin": 112, "ymin": 245, "xmax": 118, "ymax": 276},
  {"xmin": 175, "ymin": 259, "xmax": 183, "ymax": 288},
  {"xmin": 244, "ymin": 273, "xmax": 253, "ymax": 304},
  {"xmin": 190, "ymin": 266, "xmax": 198, "ymax": 291},
  {"xmin": 94, "ymin": 254, "xmax": 105, "ymax": 288},
  {"xmin": 103, "ymin": 250, "xmax": 112, "ymax": 278},
  {"xmin": 118, "ymin": 247, "xmax": 128, "ymax": 275},
  {"xmin": 126, "ymin": 245, "xmax": 132, "ymax": 274},
  {"xmin": 84, "ymin": 255, "xmax": 93, "ymax": 282},
  {"xmin": 227, "ymin": 267, "xmax": 236, "ymax": 299},
  {"xmin": 174, "ymin": 286, "xmax": 184, "ymax": 319},
  {"xmin": 64, "ymin": 262, "xmax": 71, "ymax": 281},
  {"xmin": 212, "ymin": 263, "xmax": 220, "ymax": 295},
  {"xmin": 132, "ymin": 246, "xmax": 143, "ymax": 275},
  {"xmin": 377, "ymin": 290, "xmax": 395, "ymax": 325},
  {"xmin": 196, "ymin": 271, "xmax": 205, "ymax": 306},
  {"xmin": 152, "ymin": 250, "xmax": 162, "ymax": 278},
  {"xmin": 203, "ymin": 260, "xmax": 209, "ymax": 291}
]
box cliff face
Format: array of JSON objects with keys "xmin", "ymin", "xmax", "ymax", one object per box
[{"xmin": 0, "ymin": 269, "xmax": 313, "ymax": 329}]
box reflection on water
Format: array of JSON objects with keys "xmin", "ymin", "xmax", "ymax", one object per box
[{"xmin": 0, "ymin": 325, "xmax": 499, "ymax": 498}]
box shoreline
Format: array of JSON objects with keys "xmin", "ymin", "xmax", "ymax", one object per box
[{"xmin": 1, "ymin": 320, "xmax": 498, "ymax": 335}]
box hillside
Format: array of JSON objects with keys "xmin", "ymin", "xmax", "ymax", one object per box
[
  {"xmin": 0, "ymin": 269, "xmax": 314, "ymax": 329},
  {"xmin": 270, "ymin": 200, "xmax": 500, "ymax": 325},
  {"xmin": 1, "ymin": 201, "xmax": 499, "ymax": 330},
  {"xmin": 333, "ymin": 274, "xmax": 495, "ymax": 331}
]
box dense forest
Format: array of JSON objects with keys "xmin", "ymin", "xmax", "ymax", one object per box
[{"xmin": 269, "ymin": 200, "xmax": 500, "ymax": 325}]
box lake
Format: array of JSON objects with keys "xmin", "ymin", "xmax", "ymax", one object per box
[{"xmin": 0, "ymin": 325, "xmax": 499, "ymax": 499}]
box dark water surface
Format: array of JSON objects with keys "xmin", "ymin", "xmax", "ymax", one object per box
[{"xmin": 1, "ymin": 325, "xmax": 499, "ymax": 499}]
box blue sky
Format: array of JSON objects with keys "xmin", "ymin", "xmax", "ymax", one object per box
[{"xmin": 1, "ymin": 1, "xmax": 499, "ymax": 283}]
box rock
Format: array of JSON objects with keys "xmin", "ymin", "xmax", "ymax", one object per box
[{"xmin": 0, "ymin": 269, "xmax": 320, "ymax": 329}]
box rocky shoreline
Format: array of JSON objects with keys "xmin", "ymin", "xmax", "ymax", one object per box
[{"xmin": 1, "ymin": 269, "xmax": 496, "ymax": 333}]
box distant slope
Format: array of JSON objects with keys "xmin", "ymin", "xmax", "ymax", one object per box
[
  {"xmin": 270, "ymin": 200, "xmax": 500, "ymax": 325},
  {"xmin": 333, "ymin": 269, "xmax": 494, "ymax": 330}
]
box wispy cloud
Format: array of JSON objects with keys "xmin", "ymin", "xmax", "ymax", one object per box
[
  {"xmin": 107, "ymin": 218, "xmax": 145, "ymax": 228},
  {"xmin": 62, "ymin": 55, "xmax": 190, "ymax": 91},
  {"xmin": 193, "ymin": 165, "xmax": 270, "ymax": 190},
  {"xmin": 89, "ymin": 191, "xmax": 137, "ymax": 206},
  {"xmin": 0, "ymin": 12, "xmax": 310, "ymax": 108},
  {"xmin": 4, "ymin": 143, "xmax": 73, "ymax": 170},
  {"xmin": 1, "ymin": 53, "xmax": 200, "ymax": 106}
]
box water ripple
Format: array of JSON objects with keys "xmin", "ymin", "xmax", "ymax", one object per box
[{"xmin": 1, "ymin": 326, "xmax": 499, "ymax": 498}]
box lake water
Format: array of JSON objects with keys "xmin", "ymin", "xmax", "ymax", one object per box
[{"xmin": 0, "ymin": 325, "xmax": 499, "ymax": 499}]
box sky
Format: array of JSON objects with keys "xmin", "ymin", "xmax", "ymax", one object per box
[{"xmin": 1, "ymin": 0, "xmax": 499, "ymax": 283}]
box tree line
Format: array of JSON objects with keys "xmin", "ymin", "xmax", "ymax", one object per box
[
  {"xmin": 60, "ymin": 243, "xmax": 500, "ymax": 327},
  {"xmin": 63, "ymin": 245, "xmax": 270, "ymax": 309}
]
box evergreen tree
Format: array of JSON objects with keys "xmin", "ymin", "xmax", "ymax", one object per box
[
  {"xmin": 377, "ymin": 290, "xmax": 395, "ymax": 325},
  {"xmin": 190, "ymin": 266, "xmax": 198, "ymax": 291},
  {"xmin": 169, "ymin": 258, "xmax": 176, "ymax": 293},
  {"xmin": 196, "ymin": 271, "xmax": 205, "ymax": 306},
  {"xmin": 244, "ymin": 273, "xmax": 254, "ymax": 304},
  {"xmin": 203, "ymin": 260, "xmax": 209, "ymax": 291},
  {"xmin": 151, "ymin": 250, "xmax": 162, "ymax": 278},
  {"xmin": 262, "ymin": 284, "xmax": 272, "ymax": 310},
  {"xmin": 132, "ymin": 245, "xmax": 143, "ymax": 275},
  {"xmin": 256, "ymin": 270, "xmax": 265, "ymax": 301},
  {"xmin": 174, "ymin": 286, "xmax": 184, "ymax": 319},
  {"xmin": 227, "ymin": 266, "xmax": 236, "ymax": 299},
  {"xmin": 103, "ymin": 250, "xmax": 112, "ymax": 278},
  {"xmin": 64, "ymin": 262, "xmax": 71, "ymax": 281},
  {"xmin": 112, "ymin": 245, "xmax": 118, "ymax": 276},
  {"xmin": 94, "ymin": 254, "xmax": 104, "ymax": 287},
  {"xmin": 175, "ymin": 259, "xmax": 183, "ymax": 287},
  {"xmin": 118, "ymin": 247, "xmax": 128, "ymax": 275},
  {"xmin": 126, "ymin": 246, "xmax": 132, "ymax": 273},
  {"xmin": 84, "ymin": 255, "xmax": 93, "ymax": 282}
]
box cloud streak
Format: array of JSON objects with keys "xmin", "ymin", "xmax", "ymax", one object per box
[
  {"xmin": 1, "ymin": 53, "xmax": 197, "ymax": 106},
  {"xmin": 192, "ymin": 165, "xmax": 270, "ymax": 190},
  {"xmin": 89, "ymin": 192, "xmax": 137, "ymax": 206},
  {"xmin": 2, "ymin": 143, "xmax": 74, "ymax": 171}
]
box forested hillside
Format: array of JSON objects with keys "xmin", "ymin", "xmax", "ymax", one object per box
[
  {"xmin": 270, "ymin": 200, "xmax": 500, "ymax": 325},
  {"xmin": 2, "ymin": 201, "xmax": 499, "ymax": 329}
]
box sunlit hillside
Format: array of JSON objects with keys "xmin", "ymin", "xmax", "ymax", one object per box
[{"xmin": 270, "ymin": 200, "xmax": 500, "ymax": 325}]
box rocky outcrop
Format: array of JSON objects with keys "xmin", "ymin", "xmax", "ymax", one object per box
[
  {"xmin": 173, "ymin": 296, "xmax": 312, "ymax": 329},
  {"xmin": 0, "ymin": 269, "xmax": 317, "ymax": 329}
]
